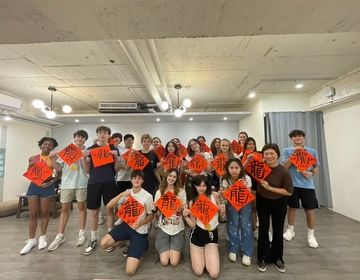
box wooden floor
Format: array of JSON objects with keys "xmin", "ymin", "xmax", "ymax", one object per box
[{"xmin": 1, "ymin": 207, "xmax": 360, "ymax": 280}]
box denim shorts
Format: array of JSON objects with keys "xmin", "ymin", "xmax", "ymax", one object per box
[{"xmin": 26, "ymin": 182, "xmax": 56, "ymax": 198}]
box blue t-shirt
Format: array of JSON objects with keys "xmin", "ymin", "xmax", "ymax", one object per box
[
  {"xmin": 282, "ymin": 146, "xmax": 320, "ymax": 189},
  {"xmin": 87, "ymin": 144, "xmax": 119, "ymax": 184}
]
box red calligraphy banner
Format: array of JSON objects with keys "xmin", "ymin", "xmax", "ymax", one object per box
[
  {"xmin": 241, "ymin": 151, "xmax": 263, "ymax": 165},
  {"xmin": 154, "ymin": 145, "xmax": 165, "ymax": 160},
  {"xmin": 90, "ymin": 145, "xmax": 114, "ymax": 167},
  {"xmin": 222, "ymin": 180, "xmax": 255, "ymax": 211},
  {"xmin": 178, "ymin": 144, "xmax": 188, "ymax": 159},
  {"xmin": 290, "ymin": 148, "xmax": 317, "ymax": 172},
  {"xmin": 230, "ymin": 140, "xmax": 242, "ymax": 155},
  {"xmin": 200, "ymin": 142, "xmax": 211, "ymax": 153},
  {"xmin": 162, "ymin": 153, "xmax": 182, "ymax": 171},
  {"xmin": 121, "ymin": 149, "xmax": 132, "ymax": 161},
  {"xmin": 187, "ymin": 154, "xmax": 208, "ymax": 174},
  {"xmin": 155, "ymin": 191, "xmax": 182, "ymax": 219},
  {"xmin": 23, "ymin": 162, "xmax": 53, "ymax": 186},
  {"xmin": 245, "ymin": 157, "xmax": 272, "ymax": 182},
  {"xmin": 211, "ymin": 153, "xmax": 228, "ymax": 177},
  {"xmin": 116, "ymin": 196, "xmax": 145, "ymax": 226},
  {"xmin": 127, "ymin": 152, "xmax": 150, "ymax": 170},
  {"xmin": 191, "ymin": 194, "xmax": 218, "ymax": 227},
  {"xmin": 58, "ymin": 143, "xmax": 83, "ymax": 166}
]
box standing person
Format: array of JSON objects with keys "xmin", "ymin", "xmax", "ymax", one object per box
[
  {"xmin": 117, "ymin": 134, "xmax": 135, "ymax": 193},
  {"xmin": 256, "ymin": 144, "xmax": 293, "ymax": 273},
  {"xmin": 183, "ymin": 175, "xmax": 225, "ymax": 279},
  {"xmin": 139, "ymin": 134, "xmax": 160, "ymax": 196},
  {"xmin": 238, "ymin": 131, "xmax": 248, "ymax": 157},
  {"xmin": 48, "ymin": 130, "xmax": 89, "ymax": 252},
  {"xmin": 158, "ymin": 141, "xmax": 182, "ymax": 179},
  {"xmin": 20, "ymin": 137, "xmax": 60, "ymax": 255},
  {"xmin": 282, "ymin": 129, "xmax": 320, "ymax": 248},
  {"xmin": 100, "ymin": 170, "xmax": 154, "ymax": 276},
  {"xmin": 154, "ymin": 169, "xmax": 187, "ymax": 266},
  {"xmin": 221, "ymin": 158, "xmax": 253, "ymax": 265},
  {"xmin": 83, "ymin": 126, "xmax": 121, "ymax": 255}
]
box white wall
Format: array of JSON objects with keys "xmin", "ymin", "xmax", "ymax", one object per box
[
  {"xmin": 239, "ymin": 92, "xmax": 310, "ymax": 147},
  {"xmin": 0, "ymin": 120, "xmax": 50, "ymax": 201},
  {"xmin": 52, "ymin": 121, "xmax": 239, "ymax": 150},
  {"xmin": 322, "ymin": 99, "xmax": 360, "ymax": 221}
]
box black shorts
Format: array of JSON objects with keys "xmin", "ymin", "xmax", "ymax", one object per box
[
  {"xmin": 109, "ymin": 223, "xmax": 148, "ymax": 259},
  {"xmin": 117, "ymin": 181, "xmax": 132, "ymax": 193},
  {"xmin": 87, "ymin": 181, "xmax": 119, "ymax": 210},
  {"xmin": 190, "ymin": 225, "xmax": 218, "ymax": 247},
  {"xmin": 288, "ymin": 187, "xmax": 319, "ymax": 210}
]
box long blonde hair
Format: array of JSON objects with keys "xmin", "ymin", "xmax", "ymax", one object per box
[{"xmin": 159, "ymin": 168, "xmax": 182, "ymax": 196}]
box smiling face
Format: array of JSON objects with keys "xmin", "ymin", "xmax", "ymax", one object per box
[
  {"xmin": 40, "ymin": 140, "xmax": 55, "ymax": 155},
  {"xmin": 246, "ymin": 140, "xmax": 256, "ymax": 152},
  {"xmin": 142, "ymin": 138, "xmax": 152, "ymax": 150},
  {"xmin": 74, "ymin": 135, "xmax": 86, "ymax": 146},
  {"xmin": 263, "ymin": 148, "xmax": 279, "ymax": 165},
  {"xmin": 166, "ymin": 171, "xmax": 177, "ymax": 186},
  {"xmin": 291, "ymin": 135, "xmax": 305, "ymax": 146},
  {"xmin": 220, "ymin": 139, "xmax": 230, "ymax": 153},
  {"xmin": 195, "ymin": 180, "xmax": 207, "ymax": 195},
  {"xmin": 97, "ymin": 130, "xmax": 110, "ymax": 143},
  {"xmin": 167, "ymin": 142, "xmax": 176, "ymax": 153},
  {"xmin": 131, "ymin": 175, "xmax": 144, "ymax": 188},
  {"xmin": 190, "ymin": 140, "xmax": 200, "ymax": 153},
  {"xmin": 214, "ymin": 138, "xmax": 221, "ymax": 149},
  {"xmin": 124, "ymin": 137, "xmax": 134, "ymax": 149},
  {"xmin": 238, "ymin": 133, "xmax": 248, "ymax": 145},
  {"xmin": 152, "ymin": 138, "xmax": 161, "ymax": 148}
]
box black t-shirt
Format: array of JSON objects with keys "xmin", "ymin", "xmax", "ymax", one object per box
[
  {"xmin": 87, "ymin": 144, "xmax": 119, "ymax": 184},
  {"xmin": 140, "ymin": 150, "xmax": 159, "ymax": 194}
]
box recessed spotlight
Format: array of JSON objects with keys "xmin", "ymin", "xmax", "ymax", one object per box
[
  {"xmin": 189, "ymin": 117, "xmax": 193, "ymax": 121},
  {"xmin": 100, "ymin": 119, "xmax": 105, "ymax": 122},
  {"xmin": 75, "ymin": 119, "xmax": 79, "ymax": 123},
  {"xmin": 156, "ymin": 118, "xmax": 160, "ymax": 122},
  {"xmin": 295, "ymin": 83, "xmax": 304, "ymax": 89},
  {"xmin": 223, "ymin": 117, "xmax": 228, "ymax": 121},
  {"xmin": 4, "ymin": 116, "xmax": 12, "ymax": 121},
  {"xmin": 249, "ymin": 91, "xmax": 256, "ymax": 98}
]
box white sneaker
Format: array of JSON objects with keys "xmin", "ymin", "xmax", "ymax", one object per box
[
  {"xmin": 76, "ymin": 233, "xmax": 86, "ymax": 247},
  {"xmin": 242, "ymin": 255, "xmax": 251, "ymax": 266},
  {"xmin": 48, "ymin": 234, "xmax": 65, "ymax": 251},
  {"xmin": 283, "ymin": 229, "xmax": 295, "ymax": 241},
  {"xmin": 228, "ymin": 252, "xmax": 237, "ymax": 262},
  {"xmin": 38, "ymin": 235, "xmax": 48, "ymax": 250},
  {"xmin": 268, "ymin": 232, "xmax": 273, "ymax": 243},
  {"xmin": 20, "ymin": 239, "xmax": 37, "ymax": 255},
  {"xmin": 307, "ymin": 235, "xmax": 319, "ymax": 248}
]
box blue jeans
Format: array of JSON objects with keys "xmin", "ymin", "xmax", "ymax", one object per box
[{"xmin": 226, "ymin": 203, "xmax": 253, "ymax": 257}]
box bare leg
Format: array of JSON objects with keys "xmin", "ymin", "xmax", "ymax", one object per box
[
  {"xmin": 58, "ymin": 202, "xmax": 71, "ymax": 234},
  {"xmin": 28, "ymin": 197, "xmax": 40, "ymax": 239},
  {"xmin": 40, "ymin": 198, "xmax": 51, "ymax": 235},
  {"xmin": 204, "ymin": 244, "xmax": 220, "ymax": 279},
  {"xmin": 287, "ymin": 207, "xmax": 296, "ymax": 226},
  {"xmin": 77, "ymin": 201, "xmax": 87, "ymax": 230},
  {"xmin": 190, "ymin": 244, "xmax": 205, "ymax": 277},
  {"xmin": 305, "ymin": 209, "xmax": 316, "ymax": 229}
]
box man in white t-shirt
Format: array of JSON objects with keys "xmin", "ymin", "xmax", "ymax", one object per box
[
  {"xmin": 48, "ymin": 130, "xmax": 89, "ymax": 251},
  {"xmin": 100, "ymin": 170, "xmax": 154, "ymax": 276}
]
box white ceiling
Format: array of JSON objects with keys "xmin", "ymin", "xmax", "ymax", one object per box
[{"xmin": 0, "ymin": 1, "xmax": 360, "ymax": 122}]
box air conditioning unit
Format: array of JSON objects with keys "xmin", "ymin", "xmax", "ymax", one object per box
[
  {"xmin": 98, "ymin": 102, "xmax": 139, "ymax": 113},
  {"xmin": 0, "ymin": 92, "xmax": 22, "ymax": 110}
]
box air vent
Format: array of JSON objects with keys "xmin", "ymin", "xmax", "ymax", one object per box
[{"xmin": 98, "ymin": 102, "xmax": 139, "ymax": 113}]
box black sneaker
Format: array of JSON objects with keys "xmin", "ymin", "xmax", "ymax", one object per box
[
  {"xmin": 257, "ymin": 260, "xmax": 267, "ymax": 272},
  {"xmin": 84, "ymin": 239, "xmax": 97, "ymax": 256},
  {"xmin": 122, "ymin": 247, "xmax": 128, "ymax": 258},
  {"xmin": 274, "ymin": 259, "xmax": 285, "ymax": 273}
]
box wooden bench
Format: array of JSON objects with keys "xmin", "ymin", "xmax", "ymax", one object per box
[{"xmin": 16, "ymin": 194, "xmax": 60, "ymax": 219}]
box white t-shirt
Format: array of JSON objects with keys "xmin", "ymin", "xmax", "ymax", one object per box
[
  {"xmin": 117, "ymin": 188, "xmax": 154, "ymax": 234},
  {"xmin": 221, "ymin": 175, "xmax": 252, "ymax": 190},
  {"xmin": 194, "ymin": 194, "xmax": 219, "ymax": 231},
  {"xmin": 154, "ymin": 189, "xmax": 187, "ymax": 235},
  {"xmin": 116, "ymin": 148, "xmax": 132, "ymax": 182},
  {"xmin": 57, "ymin": 147, "xmax": 88, "ymax": 190}
]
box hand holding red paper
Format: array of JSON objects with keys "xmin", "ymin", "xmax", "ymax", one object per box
[
  {"xmin": 90, "ymin": 145, "xmax": 114, "ymax": 167},
  {"xmin": 211, "ymin": 153, "xmax": 228, "ymax": 177},
  {"xmin": 290, "ymin": 148, "xmax": 317, "ymax": 172},
  {"xmin": 222, "ymin": 180, "xmax": 255, "ymax": 211},
  {"xmin": 58, "ymin": 143, "xmax": 83, "ymax": 166},
  {"xmin": 127, "ymin": 151, "xmax": 150, "ymax": 170},
  {"xmin": 23, "ymin": 162, "xmax": 53, "ymax": 186},
  {"xmin": 155, "ymin": 191, "xmax": 182, "ymax": 218},
  {"xmin": 162, "ymin": 153, "xmax": 182, "ymax": 171},
  {"xmin": 116, "ymin": 196, "xmax": 145, "ymax": 226},
  {"xmin": 190, "ymin": 194, "xmax": 218, "ymax": 227},
  {"xmin": 245, "ymin": 156, "xmax": 272, "ymax": 181},
  {"xmin": 187, "ymin": 154, "xmax": 208, "ymax": 174}
]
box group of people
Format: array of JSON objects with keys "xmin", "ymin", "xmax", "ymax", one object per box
[{"xmin": 19, "ymin": 126, "xmax": 320, "ymax": 278}]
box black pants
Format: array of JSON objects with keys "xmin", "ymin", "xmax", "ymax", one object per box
[{"xmin": 256, "ymin": 193, "xmax": 288, "ymax": 263}]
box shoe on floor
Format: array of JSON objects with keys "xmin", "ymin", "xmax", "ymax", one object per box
[
  {"xmin": 38, "ymin": 235, "xmax": 48, "ymax": 250},
  {"xmin": 106, "ymin": 246, "xmax": 116, "ymax": 252},
  {"xmin": 20, "ymin": 239, "xmax": 37, "ymax": 255},
  {"xmin": 122, "ymin": 247, "xmax": 128, "ymax": 258},
  {"xmin": 84, "ymin": 239, "xmax": 97, "ymax": 256},
  {"xmin": 268, "ymin": 232, "xmax": 273, "ymax": 243},
  {"xmin": 307, "ymin": 235, "xmax": 319, "ymax": 248},
  {"xmin": 48, "ymin": 234, "xmax": 65, "ymax": 252},
  {"xmin": 242, "ymin": 255, "xmax": 251, "ymax": 266},
  {"xmin": 98, "ymin": 213, "xmax": 105, "ymax": 225},
  {"xmin": 76, "ymin": 233, "xmax": 86, "ymax": 247},
  {"xmin": 228, "ymin": 252, "xmax": 237, "ymax": 262},
  {"xmin": 257, "ymin": 260, "xmax": 267, "ymax": 272},
  {"xmin": 274, "ymin": 259, "xmax": 286, "ymax": 273},
  {"xmin": 283, "ymin": 229, "xmax": 295, "ymax": 241}
]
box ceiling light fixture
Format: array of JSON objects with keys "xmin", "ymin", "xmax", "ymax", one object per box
[
  {"xmin": 156, "ymin": 118, "xmax": 160, "ymax": 122},
  {"xmin": 100, "ymin": 119, "xmax": 105, "ymax": 122},
  {"xmin": 32, "ymin": 86, "xmax": 73, "ymax": 119},
  {"xmin": 75, "ymin": 119, "xmax": 80, "ymax": 123},
  {"xmin": 161, "ymin": 84, "xmax": 191, "ymax": 118},
  {"xmin": 248, "ymin": 91, "xmax": 256, "ymax": 98},
  {"xmin": 223, "ymin": 117, "xmax": 228, "ymax": 121},
  {"xmin": 189, "ymin": 117, "xmax": 193, "ymax": 121},
  {"xmin": 295, "ymin": 83, "xmax": 304, "ymax": 89},
  {"xmin": 4, "ymin": 116, "xmax": 12, "ymax": 121}
]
